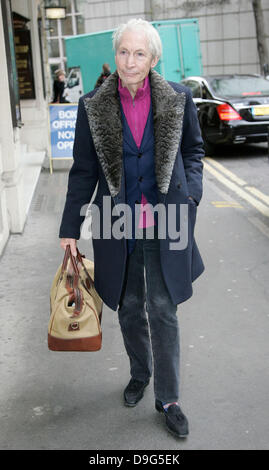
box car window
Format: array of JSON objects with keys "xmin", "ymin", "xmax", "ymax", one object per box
[
  {"xmin": 201, "ymin": 84, "xmax": 211, "ymax": 99},
  {"xmin": 209, "ymin": 76, "xmax": 269, "ymax": 97},
  {"xmin": 184, "ymin": 80, "xmax": 202, "ymax": 98}
]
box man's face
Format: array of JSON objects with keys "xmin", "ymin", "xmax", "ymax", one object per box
[
  {"xmin": 58, "ymin": 74, "xmax": 65, "ymax": 82},
  {"xmin": 115, "ymin": 29, "xmax": 158, "ymax": 89}
]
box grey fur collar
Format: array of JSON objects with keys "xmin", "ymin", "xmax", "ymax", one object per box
[{"xmin": 83, "ymin": 69, "xmax": 186, "ymax": 197}]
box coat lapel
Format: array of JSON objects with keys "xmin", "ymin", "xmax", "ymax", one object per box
[
  {"xmin": 149, "ymin": 69, "xmax": 186, "ymax": 194},
  {"xmin": 83, "ymin": 69, "xmax": 186, "ymax": 198},
  {"xmin": 83, "ymin": 73, "xmax": 123, "ymax": 198}
]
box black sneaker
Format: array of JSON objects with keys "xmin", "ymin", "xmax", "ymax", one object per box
[
  {"xmin": 124, "ymin": 378, "xmax": 150, "ymax": 407},
  {"xmin": 155, "ymin": 399, "xmax": 189, "ymax": 438}
]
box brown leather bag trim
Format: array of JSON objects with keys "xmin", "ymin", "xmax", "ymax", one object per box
[{"xmin": 48, "ymin": 332, "xmax": 102, "ymax": 351}]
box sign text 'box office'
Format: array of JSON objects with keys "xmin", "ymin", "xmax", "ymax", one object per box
[{"xmin": 48, "ymin": 104, "xmax": 78, "ymax": 173}]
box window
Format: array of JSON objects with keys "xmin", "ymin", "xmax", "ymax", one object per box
[
  {"xmin": 201, "ymin": 84, "xmax": 212, "ymax": 99},
  {"xmin": 61, "ymin": 15, "xmax": 73, "ymax": 36},
  {"xmin": 48, "ymin": 38, "xmax": 60, "ymax": 58},
  {"xmin": 76, "ymin": 15, "xmax": 84, "ymax": 35},
  {"xmin": 209, "ymin": 76, "xmax": 269, "ymax": 98},
  {"xmin": 1, "ymin": 0, "xmax": 22, "ymax": 126},
  {"xmin": 185, "ymin": 80, "xmax": 202, "ymax": 98},
  {"xmin": 46, "ymin": 0, "xmax": 85, "ymax": 94},
  {"xmin": 47, "ymin": 19, "xmax": 58, "ymax": 35}
]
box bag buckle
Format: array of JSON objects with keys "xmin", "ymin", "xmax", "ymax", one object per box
[{"xmin": 68, "ymin": 322, "xmax": 80, "ymax": 331}]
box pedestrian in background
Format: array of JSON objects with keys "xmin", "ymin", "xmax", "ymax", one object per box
[
  {"xmin": 59, "ymin": 18, "xmax": 204, "ymax": 438},
  {"xmin": 94, "ymin": 63, "xmax": 111, "ymax": 88},
  {"xmin": 52, "ymin": 69, "xmax": 69, "ymax": 103}
]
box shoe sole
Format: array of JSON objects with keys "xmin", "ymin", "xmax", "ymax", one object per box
[
  {"xmin": 155, "ymin": 403, "xmax": 188, "ymax": 438},
  {"xmin": 124, "ymin": 400, "xmax": 139, "ymax": 407},
  {"xmin": 167, "ymin": 427, "xmax": 188, "ymax": 439}
]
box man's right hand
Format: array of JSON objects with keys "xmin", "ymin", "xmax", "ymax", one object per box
[{"xmin": 60, "ymin": 238, "xmax": 77, "ymax": 257}]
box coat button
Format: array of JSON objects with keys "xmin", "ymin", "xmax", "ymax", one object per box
[
  {"xmin": 135, "ymin": 200, "xmax": 140, "ymax": 204},
  {"xmin": 177, "ymin": 182, "xmax": 181, "ymax": 189},
  {"xmin": 139, "ymin": 176, "xmax": 143, "ymax": 182},
  {"xmin": 138, "ymin": 153, "xmax": 142, "ymax": 158}
]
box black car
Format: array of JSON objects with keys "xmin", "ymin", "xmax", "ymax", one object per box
[{"xmin": 180, "ymin": 74, "xmax": 269, "ymax": 154}]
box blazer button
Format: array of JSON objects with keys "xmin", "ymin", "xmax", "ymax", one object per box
[
  {"xmin": 135, "ymin": 200, "xmax": 140, "ymax": 204},
  {"xmin": 138, "ymin": 153, "xmax": 142, "ymax": 158},
  {"xmin": 139, "ymin": 176, "xmax": 143, "ymax": 182},
  {"xmin": 177, "ymin": 183, "xmax": 181, "ymax": 189}
]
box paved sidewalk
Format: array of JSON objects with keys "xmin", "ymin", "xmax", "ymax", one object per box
[{"xmin": 0, "ymin": 167, "xmax": 268, "ymax": 450}]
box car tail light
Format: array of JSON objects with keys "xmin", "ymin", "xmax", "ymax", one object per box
[{"xmin": 217, "ymin": 103, "xmax": 242, "ymax": 121}]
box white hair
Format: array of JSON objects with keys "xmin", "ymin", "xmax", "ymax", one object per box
[{"xmin": 112, "ymin": 18, "xmax": 162, "ymax": 59}]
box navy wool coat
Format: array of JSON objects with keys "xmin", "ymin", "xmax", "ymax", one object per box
[{"xmin": 59, "ymin": 70, "xmax": 205, "ymax": 311}]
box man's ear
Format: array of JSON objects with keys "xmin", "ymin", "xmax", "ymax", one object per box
[{"xmin": 151, "ymin": 56, "xmax": 159, "ymax": 68}]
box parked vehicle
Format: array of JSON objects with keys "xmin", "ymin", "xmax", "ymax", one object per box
[
  {"xmin": 65, "ymin": 67, "xmax": 83, "ymax": 103},
  {"xmin": 180, "ymin": 74, "xmax": 269, "ymax": 154},
  {"xmin": 65, "ymin": 19, "xmax": 202, "ymax": 93}
]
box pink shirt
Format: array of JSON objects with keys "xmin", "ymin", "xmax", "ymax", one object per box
[{"xmin": 118, "ymin": 77, "xmax": 155, "ymax": 228}]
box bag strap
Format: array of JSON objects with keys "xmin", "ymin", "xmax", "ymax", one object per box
[
  {"xmin": 76, "ymin": 250, "xmax": 94, "ymax": 288},
  {"xmin": 61, "ymin": 244, "xmax": 71, "ymax": 273},
  {"xmin": 61, "ymin": 245, "xmax": 80, "ymax": 277},
  {"xmin": 60, "ymin": 246, "xmax": 96, "ymax": 316},
  {"xmin": 60, "ymin": 246, "xmax": 82, "ymax": 315},
  {"xmin": 61, "ymin": 245, "xmax": 95, "ymax": 291}
]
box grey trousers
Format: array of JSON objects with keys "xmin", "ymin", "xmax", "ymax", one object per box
[{"xmin": 118, "ymin": 231, "xmax": 180, "ymax": 403}]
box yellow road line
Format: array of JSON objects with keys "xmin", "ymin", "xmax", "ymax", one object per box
[
  {"xmin": 204, "ymin": 161, "xmax": 269, "ymax": 218},
  {"xmin": 244, "ymin": 186, "xmax": 269, "ymax": 206},
  {"xmin": 211, "ymin": 201, "xmax": 243, "ymax": 208},
  {"xmin": 205, "ymin": 157, "xmax": 247, "ymax": 186},
  {"xmin": 205, "ymin": 157, "xmax": 269, "ymax": 208}
]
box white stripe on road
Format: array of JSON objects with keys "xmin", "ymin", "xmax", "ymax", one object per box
[
  {"xmin": 244, "ymin": 186, "xmax": 269, "ymax": 206},
  {"xmin": 205, "ymin": 157, "xmax": 247, "ymax": 186},
  {"xmin": 205, "ymin": 157, "xmax": 269, "ymax": 208},
  {"xmin": 204, "ymin": 161, "xmax": 269, "ymax": 218}
]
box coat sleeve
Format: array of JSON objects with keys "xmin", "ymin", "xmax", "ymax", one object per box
[
  {"xmin": 181, "ymin": 88, "xmax": 204, "ymax": 205},
  {"xmin": 59, "ymin": 96, "xmax": 98, "ymax": 239}
]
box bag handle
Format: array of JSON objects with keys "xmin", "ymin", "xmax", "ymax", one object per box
[
  {"xmin": 61, "ymin": 246, "xmax": 83, "ymax": 316},
  {"xmin": 61, "ymin": 245, "xmax": 79, "ymax": 276},
  {"xmin": 61, "ymin": 244, "xmax": 71, "ymax": 273},
  {"xmin": 61, "ymin": 245, "xmax": 94, "ymax": 287},
  {"xmin": 76, "ymin": 250, "xmax": 94, "ymax": 288}
]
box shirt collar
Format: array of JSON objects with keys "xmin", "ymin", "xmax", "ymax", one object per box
[{"xmin": 118, "ymin": 75, "xmax": 150, "ymax": 101}]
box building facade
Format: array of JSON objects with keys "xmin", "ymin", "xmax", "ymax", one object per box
[
  {"xmin": 77, "ymin": 0, "xmax": 269, "ymax": 75},
  {"xmin": 0, "ymin": 0, "xmax": 48, "ymax": 255},
  {"xmin": 149, "ymin": 0, "xmax": 269, "ymax": 76}
]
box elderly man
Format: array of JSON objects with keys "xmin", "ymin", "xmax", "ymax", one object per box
[{"xmin": 59, "ymin": 19, "xmax": 204, "ymax": 438}]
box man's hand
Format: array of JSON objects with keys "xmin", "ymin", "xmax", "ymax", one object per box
[
  {"xmin": 60, "ymin": 238, "xmax": 77, "ymax": 257},
  {"xmin": 188, "ymin": 195, "xmax": 198, "ymax": 206}
]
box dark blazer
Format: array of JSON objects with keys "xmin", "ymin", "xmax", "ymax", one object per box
[{"xmin": 59, "ymin": 70, "xmax": 205, "ymax": 310}]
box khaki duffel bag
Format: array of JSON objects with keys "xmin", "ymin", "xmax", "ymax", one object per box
[{"xmin": 48, "ymin": 246, "xmax": 103, "ymax": 351}]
